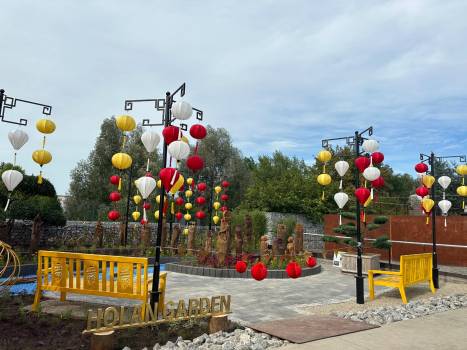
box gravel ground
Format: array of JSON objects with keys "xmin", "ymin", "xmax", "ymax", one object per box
[
  {"xmin": 122, "ymin": 328, "xmax": 287, "ymax": 350},
  {"xmin": 301, "ymin": 278, "xmax": 467, "ymax": 315}
]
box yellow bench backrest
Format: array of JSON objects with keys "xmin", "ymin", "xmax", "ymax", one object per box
[
  {"xmin": 400, "ymin": 253, "xmax": 432, "ymax": 285},
  {"xmin": 37, "ymin": 250, "xmax": 149, "ymax": 300}
]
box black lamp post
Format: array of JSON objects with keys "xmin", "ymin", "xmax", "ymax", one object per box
[
  {"xmin": 1, "ymin": 89, "xmax": 52, "ymax": 126},
  {"xmin": 322, "ymin": 126, "xmax": 374, "ymax": 305},
  {"xmin": 124, "ymin": 83, "xmax": 203, "ymax": 310},
  {"xmin": 418, "ymin": 152, "xmax": 466, "ymax": 289}
]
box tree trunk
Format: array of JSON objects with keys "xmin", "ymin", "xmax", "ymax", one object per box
[
  {"xmin": 209, "ymin": 315, "xmax": 229, "ymax": 334},
  {"xmin": 30, "ymin": 214, "xmax": 43, "ymax": 253}
]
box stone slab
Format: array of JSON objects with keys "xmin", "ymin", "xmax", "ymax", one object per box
[{"xmin": 248, "ymin": 315, "xmax": 378, "ymax": 343}]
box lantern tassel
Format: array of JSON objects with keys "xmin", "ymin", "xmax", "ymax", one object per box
[
  {"xmin": 143, "ymin": 206, "xmax": 147, "ymax": 222},
  {"xmin": 426, "ymin": 216, "xmax": 430, "ymax": 225},
  {"xmin": 321, "ymin": 190, "xmax": 325, "ymax": 201},
  {"xmin": 323, "ymin": 164, "xmax": 326, "ymax": 173},
  {"xmin": 146, "ymin": 158, "xmax": 150, "ymax": 172},
  {"xmin": 370, "ymin": 187, "xmax": 374, "ymax": 200},
  {"xmin": 37, "ymin": 172, "xmax": 43, "ymax": 185},
  {"xmin": 339, "ymin": 178, "xmax": 343, "ymax": 190},
  {"xmin": 170, "ymin": 169, "xmax": 178, "ymax": 186},
  {"xmin": 122, "ymin": 135, "xmax": 126, "ymax": 149},
  {"xmin": 118, "ymin": 177, "xmax": 122, "ymax": 191},
  {"xmin": 42, "ymin": 136, "xmax": 46, "ymax": 149},
  {"xmin": 370, "ymin": 155, "xmax": 373, "ymax": 166},
  {"xmin": 4, "ymin": 194, "xmax": 11, "ymax": 212},
  {"xmin": 339, "ymin": 213, "xmax": 342, "ymax": 226},
  {"xmin": 443, "ymin": 191, "xmax": 446, "ymax": 200},
  {"xmin": 444, "ymin": 216, "xmax": 447, "ymax": 228},
  {"xmin": 195, "ymin": 142, "xmax": 199, "ymax": 154},
  {"xmin": 13, "ymin": 152, "xmax": 17, "ymax": 166}
]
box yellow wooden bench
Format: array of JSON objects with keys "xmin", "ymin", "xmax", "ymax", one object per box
[
  {"xmin": 32, "ymin": 250, "xmax": 167, "ymax": 315},
  {"xmin": 368, "ymin": 253, "xmax": 435, "ymax": 304}
]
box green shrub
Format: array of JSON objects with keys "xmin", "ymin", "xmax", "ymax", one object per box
[
  {"xmin": 374, "ymin": 216, "xmax": 389, "ymax": 225},
  {"xmin": 366, "ymin": 223, "xmax": 380, "ymax": 231},
  {"xmin": 278, "ymin": 216, "xmax": 297, "ymax": 237},
  {"xmin": 341, "ymin": 211, "xmax": 357, "ymax": 220}
]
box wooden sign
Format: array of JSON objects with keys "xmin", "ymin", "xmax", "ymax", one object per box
[{"xmin": 84, "ymin": 295, "xmax": 231, "ymax": 334}]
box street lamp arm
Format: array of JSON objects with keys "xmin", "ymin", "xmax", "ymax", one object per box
[{"xmin": 0, "ymin": 89, "xmax": 52, "ymax": 126}]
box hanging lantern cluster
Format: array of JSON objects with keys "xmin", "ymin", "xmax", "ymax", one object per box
[
  {"xmin": 187, "ymin": 124, "xmax": 207, "ymax": 173},
  {"xmin": 212, "ymin": 180, "xmax": 230, "ymax": 226},
  {"xmin": 414, "ymin": 162, "xmax": 437, "ymax": 225},
  {"xmin": 112, "ymin": 115, "xmax": 135, "ymax": 191},
  {"xmin": 132, "ymin": 192, "xmax": 142, "ymax": 222},
  {"xmin": 194, "ymin": 182, "xmax": 207, "ymax": 220},
  {"xmin": 456, "ymin": 165, "xmax": 467, "ymax": 212},
  {"xmin": 141, "ymin": 130, "xmax": 160, "ymax": 171},
  {"xmin": 33, "ymin": 118, "xmax": 55, "ymax": 184},
  {"xmin": 316, "ymin": 150, "xmax": 332, "ymax": 200},
  {"xmin": 107, "ymin": 175, "xmax": 121, "ymax": 221},
  {"xmin": 333, "ymin": 160, "xmax": 350, "ymax": 226},
  {"xmin": 437, "ymin": 175, "xmax": 452, "ymax": 227},
  {"xmin": 2, "ymin": 129, "xmax": 29, "ymax": 211}
]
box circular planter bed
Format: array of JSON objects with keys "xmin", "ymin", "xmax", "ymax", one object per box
[{"xmin": 165, "ymin": 262, "xmax": 321, "ymax": 279}]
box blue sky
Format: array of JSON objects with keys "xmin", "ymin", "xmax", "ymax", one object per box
[{"xmin": 1, "ymin": 0, "xmax": 466, "ymax": 194}]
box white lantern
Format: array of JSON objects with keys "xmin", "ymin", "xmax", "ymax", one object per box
[
  {"xmin": 141, "ymin": 130, "xmax": 160, "ymax": 153},
  {"xmin": 135, "ymin": 176, "xmax": 157, "ymax": 199},
  {"xmin": 438, "ymin": 199, "xmax": 452, "ymax": 227},
  {"xmin": 363, "ymin": 166, "xmax": 381, "ymax": 182},
  {"xmin": 334, "ymin": 192, "xmax": 349, "ymax": 225},
  {"xmin": 168, "ymin": 140, "xmax": 190, "ymax": 161},
  {"xmin": 437, "ymin": 176, "xmax": 451, "ymax": 190},
  {"xmin": 362, "ymin": 139, "xmax": 379, "ymax": 153},
  {"xmin": 2, "ymin": 169, "xmax": 24, "ymax": 211},
  {"xmin": 135, "ymin": 175, "xmax": 157, "ymax": 223},
  {"xmin": 171, "ymin": 100, "xmax": 192, "ymax": 120},
  {"xmin": 8, "ymin": 129, "xmax": 29, "ymax": 151},
  {"xmin": 335, "ymin": 160, "xmax": 349, "ymax": 189}
]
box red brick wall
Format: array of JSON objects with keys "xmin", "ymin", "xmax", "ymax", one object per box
[{"xmin": 324, "ymin": 215, "xmax": 467, "ymax": 267}]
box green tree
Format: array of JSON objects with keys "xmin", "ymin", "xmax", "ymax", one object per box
[
  {"xmin": 65, "ymin": 117, "xmax": 161, "ymax": 220},
  {"xmin": 0, "ymin": 163, "xmax": 65, "ymax": 226}
]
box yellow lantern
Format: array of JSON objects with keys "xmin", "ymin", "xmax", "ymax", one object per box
[
  {"xmin": 115, "ymin": 115, "xmax": 136, "ymax": 132},
  {"xmin": 213, "ymin": 215, "xmax": 220, "ymax": 225},
  {"xmin": 213, "ymin": 202, "xmax": 221, "ymax": 210},
  {"xmin": 132, "ymin": 211, "xmax": 141, "ymax": 221},
  {"xmin": 456, "ymin": 164, "xmax": 467, "ymax": 176},
  {"xmin": 36, "ymin": 119, "xmax": 56, "ymax": 134},
  {"xmin": 185, "ymin": 202, "xmax": 193, "ymax": 210},
  {"xmin": 112, "ymin": 152, "xmax": 132, "ymax": 170},
  {"xmin": 214, "ymin": 186, "xmax": 222, "ymax": 194},
  {"xmin": 32, "ymin": 149, "xmax": 52, "ymax": 165},
  {"xmin": 133, "ymin": 195, "xmax": 142, "ymax": 205},
  {"xmin": 185, "ymin": 190, "xmax": 193, "ymax": 198},
  {"xmin": 186, "ymin": 178, "xmax": 193, "ymax": 185},
  {"xmin": 457, "ymin": 185, "xmax": 467, "ymax": 196},
  {"xmin": 156, "ymin": 195, "xmax": 161, "ymax": 204},
  {"xmin": 154, "ymin": 210, "xmax": 160, "ymax": 220},
  {"xmin": 183, "ymin": 228, "xmax": 189, "ymax": 235},
  {"xmin": 317, "ymin": 173, "xmax": 331, "ymax": 186},
  {"xmin": 422, "ymin": 197, "xmax": 435, "ymax": 224},
  {"xmin": 316, "ymin": 149, "xmax": 332, "ymax": 163},
  {"xmin": 169, "ymin": 174, "xmax": 184, "ymax": 194},
  {"xmin": 422, "ymin": 175, "xmax": 435, "ymax": 189},
  {"xmin": 184, "ymin": 213, "xmax": 192, "ymax": 221}
]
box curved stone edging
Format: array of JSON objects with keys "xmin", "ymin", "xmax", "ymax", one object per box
[{"xmin": 165, "ymin": 262, "xmax": 321, "ymax": 278}]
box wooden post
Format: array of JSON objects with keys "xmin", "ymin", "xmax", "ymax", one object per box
[
  {"xmin": 90, "ymin": 331, "xmax": 115, "ymax": 350},
  {"xmin": 209, "ymin": 315, "xmax": 229, "ymax": 334}
]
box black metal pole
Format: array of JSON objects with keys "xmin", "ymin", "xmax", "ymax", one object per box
[
  {"xmin": 150, "ymin": 92, "xmax": 171, "ymax": 309},
  {"xmin": 123, "ymin": 164, "xmax": 133, "ymax": 247},
  {"xmin": 354, "ymin": 131, "xmax": 365, "ymax": 304},
  {"xmin": 0, "ymin": 89, "xmax": 4, "ymax": 114},
  {"xmin": 430, "ymin": 152, "xmax": 439, "ymax": 289}
]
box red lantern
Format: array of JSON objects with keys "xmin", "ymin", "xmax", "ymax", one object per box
[
  {"xmin": 175, "ymin": 212, "xmax": 183, "ymax": 221},
  {"xmin": 235, "ymin": 261, "xmax": 247, "ymax": 273},
  {"xmin": 110, "ymin": 175, "xmax": 120, "ymax": 185},
  {"xmin": 195, "ymin": 210, "xmax": 206, "ymax": 220},
  {"xmin": 306, "ymin": 256, "xmax": 317, "ymax": 268},
  {"xmin": 197, "ymin": 182, "xmax": 207, "ymax": 192},
  {"xmin": 143, "ymin": 202, "xmax": 151, "ymax": 210},
  {"xmin": 286, "ymin": 261, "xmax": 302, "ymax": 279},
  {"xmin": 355, "ymin": 156, "xmax": 370, "ymax": 173},
  {"xmin": 195, "ymin": 196, "xmax": 206, "ymax": 205},
  {"xmin": 371, "ymin": 152, "xmax": 384, "ymax": 165},
  {"xmin": 222, "ymin": 180, "xmax": 230, "ymax": 188},
  {"xmin": 175, "ymin": 197, "xmax": 184, "ymax": 206},
  {"xmin": 221, "ymin": 206, "xmax": 228, "ymax": 212},
  {"xmin": 371, "ymin": 176, "xmax": 385, "ymax": 189},
  {"xmin": 159, "ymin": 167, "xmax": 178, "ymax": 190},
  {"xmin": 415, "ymin": 163, "xmax": 428, "ymax": 173},
  {"xmin": 162, "ymin": 126, "xmax": 181, "ymax": 145},
  {"xmin": 140, "ymin": 219, "xmax": 148, "ymax": 225},
  {"xmin": 416, "ymin": 186, "xmax": 429, "ymax": 197},
  {"xmin": 109, "ymin": 191, "xmax": 121, "ymax": 202},
  {"xmin": 189, "ymin": 124, "xmax": 207, "ymax": 140},
  {"xmin": 251, "ymin": 262, "xmax": 268, "ymax": 281},
  {"xmin": 221, "ymin": 194, "xmax": 229, "ymax": 201},
  {"xmin": 108, "ymin": 210, "xmax": 120, "ymax": 221},
  {"xmin": 355, "ymin": 187, "xmax": 371, "ymax": 205},
  {"xmin": 186, "ymin": 155, "xmax": 204, "ymax": 172}
]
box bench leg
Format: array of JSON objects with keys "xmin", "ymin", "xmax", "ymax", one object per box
[
  {"xmin": 399, "ymin": 285, "xmax": 408, "ymax": 304},
  {"xmin": 429, "ymin": 279, "xmax": 436, "ymax": 294},
  {"xmin": 33, "ymin": 286, "xmax": 41, "ymax": 312},
  {"xmin": 368, "ymin": 273, "xmax": 375, "ymax": 300}
]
